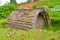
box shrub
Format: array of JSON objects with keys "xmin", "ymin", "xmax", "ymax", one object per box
[{"xmin": 0, "ymin": 4, "xmax": 17, "ymax": 19}]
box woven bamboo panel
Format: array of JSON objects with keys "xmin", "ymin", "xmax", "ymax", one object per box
[{"xmin": 7, "ymin": 8, "xmax": 49, "ymax": 30}]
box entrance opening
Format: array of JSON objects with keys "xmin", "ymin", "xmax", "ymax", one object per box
[{"xmin": 36, "ymin": 13, "xmax": 44, "ymax": 29}]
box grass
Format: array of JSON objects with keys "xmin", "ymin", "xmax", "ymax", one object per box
[
  {"xmin": 0, "ymin": 19, "xmax": 7, "ymax": 23},
  {"xmin": 0, "ymin": 27, "xmax": 60, "ymax": 40}
]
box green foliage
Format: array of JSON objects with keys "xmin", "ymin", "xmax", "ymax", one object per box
[
  {"xmin": 0, "ymin": 4, "xmax": 17, "ymax": 19},
  {"xmin": 33, "ymin": 0, "xmax": 60, "ymax": 8},
  {"xmin": 26, "ymin": 13, "xmax": 31, "ymax": 17},
  {"xmin": 10, "ymin": 0, "xmax": 17, "ymax": 4},
  {"xmin": 28, "ymin": 0, "xmax": 31, "ymax": 2}
]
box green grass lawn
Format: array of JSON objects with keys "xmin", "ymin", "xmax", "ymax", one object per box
[{"xmin": 0, "ymin": 28, "xmax": 60, "ymax": 40}]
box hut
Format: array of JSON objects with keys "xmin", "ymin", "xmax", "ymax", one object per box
[{"xmin": 7, "ymin": 8, "xmax": 50, "ymax": 30}]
